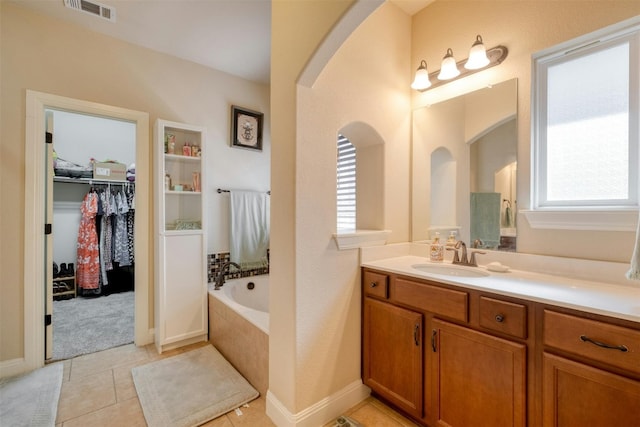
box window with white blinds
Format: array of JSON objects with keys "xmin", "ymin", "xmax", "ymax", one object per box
[{"xmin": 337, "ymin": 134, "xmax": 356, "ymax": 231}]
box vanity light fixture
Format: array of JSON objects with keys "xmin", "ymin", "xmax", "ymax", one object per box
[
  {"xmin": 411, "ymin": 35, "xmax": 508, "ymax": 92},
  {"xmin": 465, "ymin": 35, "xmax": 491, "ymax": 69},
  {"xmin": 437, "ymin": 48, "xmax": 461, "ymax": 80},
  {"xmin": 410, "ymin": 60, "xmax": 431, "ymax": 90}
]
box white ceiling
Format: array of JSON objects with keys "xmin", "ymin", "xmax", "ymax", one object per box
[{"xmin": 10, "ymin": 0, "xmax": 432, "ymax": 85}]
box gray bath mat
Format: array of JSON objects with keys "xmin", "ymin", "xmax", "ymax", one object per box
[
  {"xmin": 0, "ymin": 363, "xmax": 63, "ymax": 426},
  {"xmin": 132, "ymin": 345, "xmax": 259, "ymax": 427}
]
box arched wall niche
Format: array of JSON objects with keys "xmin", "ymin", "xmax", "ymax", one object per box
[{"xmin": 429, "ymin": 147, "xmax": 458, "ymax": 237}]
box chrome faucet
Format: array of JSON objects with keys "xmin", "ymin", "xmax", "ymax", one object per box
[
  {"xmin": 214, "ymin": 261, "xmax": 241, "ymax": 290},
  {"xmin": 448, "ymin": 241, "xmax": 486, "ymax": 267}
]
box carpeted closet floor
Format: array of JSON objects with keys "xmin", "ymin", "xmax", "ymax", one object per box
[{"xmin": 52, "ymin": 291, "xmax": 135, "ymax": 361}]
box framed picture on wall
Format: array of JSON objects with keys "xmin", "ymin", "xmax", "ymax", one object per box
[{"xmin": 231, "ymin": 105, "xmax": 263, "ymax": 151}]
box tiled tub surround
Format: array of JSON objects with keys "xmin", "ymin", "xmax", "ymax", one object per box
[
  {"xmin": 207, "ymin": 251, "xmax": 269, "ymax": 283},
  {"xmin": 361, "ymin": 243, "xmax": 640, "ymax": 322},
  {"xmin": 208, "ymin": 276, "xmax": 269, "ymax": 396}
]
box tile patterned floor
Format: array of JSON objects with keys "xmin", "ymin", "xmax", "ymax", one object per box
[{"xmin": 53, "ymin": 342, "xmax": 417, "ymax": 426}]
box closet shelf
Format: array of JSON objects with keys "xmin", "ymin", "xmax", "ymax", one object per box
[{"xmin": 53, "ymin": 176, "xmax": 133, "ymax": 185}]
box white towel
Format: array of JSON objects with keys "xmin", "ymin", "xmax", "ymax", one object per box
[
  {"xmin": 230, "ymin": 190, "xmax": 270, "ymax": 269},
  {"xmin": 626, "ymin": 210, "xmax": 640, "ymax": 280}
]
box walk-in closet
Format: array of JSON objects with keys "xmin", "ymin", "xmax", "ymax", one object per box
[{"xmin": 49, "ymin": 109, "xmax": 136, "ymax": 361}]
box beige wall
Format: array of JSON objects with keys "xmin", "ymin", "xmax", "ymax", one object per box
[
  {"xmin": 0, "ymin": 3, "xmax": 269, "ymax": 362},
  {"xmin": 270, "ymin": 0, "xmax": 359, "ymax": 414},
  {"xmin": 270, "ymin": 0, "xmax": 409, "ymax": 416},
  {"xmin": 411, "ymin": 1, "xmax": 640, "ymax": 261},
  {"xmin": 297, "ymin": 2, "xmax": 411, "ymax": 410}
]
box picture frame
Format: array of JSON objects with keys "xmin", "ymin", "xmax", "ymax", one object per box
[{"xmin": 231, "ymin": 105, "xmax": 263, "ymax": 151}]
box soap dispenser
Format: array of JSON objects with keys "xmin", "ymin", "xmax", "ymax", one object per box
[
  {"xmin": 446, "ymin": 231, "xmax": 457, "ymax": 248},
  {"xmin": 430, "ymin": 232, "xmax": 444, "ymax": 262}
]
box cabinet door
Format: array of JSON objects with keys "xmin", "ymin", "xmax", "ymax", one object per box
[
  {"xmin": 363, "ymin": 297, "xmax": 423, "ymax": 419},
  {"xmin": 543, "ymin": 353, "xmax": 640, "ymax": 426},
  {"xmin": 431, "ymin": 319, "xmax": 526, "ymax": 427},
  {"xmin": 162, "ymin": 233, "xmax": 207, "ymax": 343}
]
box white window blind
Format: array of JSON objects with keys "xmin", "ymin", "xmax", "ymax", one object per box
[{"xmin": 337, "ymin": 134, "xmax": 356, "ymax": 230}]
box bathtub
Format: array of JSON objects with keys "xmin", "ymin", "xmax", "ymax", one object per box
[
  {"xmin": 208, "ymin": 275, "xmax": 269, "ymax": 395},
  {"xmin": 210, "ymin": 276, "xmax": 269, "ymax": 334}
]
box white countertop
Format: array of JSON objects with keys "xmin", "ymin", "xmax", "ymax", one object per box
[{"xmin": 362, "ymin": 254, "xmax": 640, "ymax": 323}]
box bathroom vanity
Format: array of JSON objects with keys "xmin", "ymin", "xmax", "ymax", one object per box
[{"xmin": 361, "ymin": 254, "xmax": 640, "ymax": 427}]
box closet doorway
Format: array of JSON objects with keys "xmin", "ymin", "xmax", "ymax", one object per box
[
  {"xmin": 24, "ymin": 91, "xmax": 151, "ymax": 371},
  {"xmin": 48, "ymin": 109, "xmax": 137, "ymax": 361}
]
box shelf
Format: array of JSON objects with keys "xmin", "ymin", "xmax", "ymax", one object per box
[
  {"xmin": 155, "ymin": 118, "xmax": 208, "ymax": 352},
  {"xmin": 54, "ymin": 176, "xmax": 132, "ymax": 185},
  {"xmin": 164, "ymin": 229, "xmax": 204, "ymax": 236},
  {"xmin": 164, "ymin": 153, "xmax": 201, "ymax": 162},
  {"xmin": 52, "ymin": 276, "xmax": 76, "ymax": 298},
  {"xmin": 165, "ymin": 190, "xmax": 201, "ymax": 195}
]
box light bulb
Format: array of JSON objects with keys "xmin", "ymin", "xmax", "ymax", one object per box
[
  {"xmin": 411, "ymin": 60, "xmax": 432, "ymax": 91},
  {"xmin": 465, "ymin": 35, "xmax": 490, "ymax": 70},
  {"xmin": 437, "ymin": 48, "xmax": 460, "ymax": 80}
]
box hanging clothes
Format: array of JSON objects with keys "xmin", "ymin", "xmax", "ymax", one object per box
[
  {"xmin": 113, "ymin": 191, "xmax": 131, "ymax": 266},
  {"xmin": 77, "ymin": 184, "xmax": 135, "ymax": 295},
  {"xmin": 126, "ymin": 187, "xmax": 135, "ymax": 263},
  {"xmin": 76, "ymin": 192, "xmax": 100, "ymax": 290}
]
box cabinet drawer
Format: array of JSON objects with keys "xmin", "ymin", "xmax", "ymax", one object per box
[
  {"xmin": 480, "ymin": 296, "xmax": 527, "ymax": 339},
  {"xmin": 363, "ymin": 270, "xmax": 389, "ymax": 299},
  {"xmin": 395, "ymin": 278, "xmax": 468, "ymax": 322},
  {"xmin": 544, "ymin": 310, "xmax": 640, "ymax": 375}
]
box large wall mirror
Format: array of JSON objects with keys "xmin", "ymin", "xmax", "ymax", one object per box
[{"xmin": 412, "ymin": 78, "xmax": 517, "ymax": 251}]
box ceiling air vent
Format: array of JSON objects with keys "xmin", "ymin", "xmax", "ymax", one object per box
[{"xmin": 63, "ymin": 0, "xmax": 116, "ymax": 23}]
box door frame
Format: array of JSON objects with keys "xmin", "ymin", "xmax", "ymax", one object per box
[{"xmin": 24, "ymin": 90, "xmax": 152, "ymax": 370}]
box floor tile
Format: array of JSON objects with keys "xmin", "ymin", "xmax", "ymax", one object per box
[
  {"xmin": 70, "ymin": 344, "xmax": 148, "ymax": 380},
  {"xmin": 56, "ymin": 369, "xmax": 116, "ymax": 423},
  {"xmin": 200, "ymin": 414, "xmax": 235, "ymax": 426},
  {"xmin": 54, "ymin": 344, "xmax": 412, "ymax": 427},
  {"xmin": 369, "ymin": 398, "xmax": 420, "ymax": 426},
  {"xmin": 347, "ymin": 402, "xmax": 406, "ymax": 427},
  {"xmin": 225, "ymin": 396, "xmax": 275, "ymax": 426},
  {"xmin": 61, "ymin": 396, "xmax": 146, "ymax": 427},
  {"xmin": 112, "ymin": 358, "xmax": 150, "ymax": 402}
]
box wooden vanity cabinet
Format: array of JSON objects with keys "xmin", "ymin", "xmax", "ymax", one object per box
[
  {"xmin": 362, "ymin": 269, "xmax": 423, "ymax": 418},
  {"xmin": 431, "ymin": 319, "xmax": 527, "ymax": 427},
  {"xmin": 362, "ymin": 268, "xmax": 529, "ymax": 426},
  {"xmin": 362, "ymin": 267, "xmax": 640, "ymax": 426},
  {"xmin": 542, "ymin": 309, "xmax": 640, "ymax": 427},
  {"xmin": 362, "ymin": 297, "xmax": 423, "ymax": 419}
]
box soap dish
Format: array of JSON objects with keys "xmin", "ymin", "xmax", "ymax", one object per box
[{"xmin": 486, "ymin": 262, "xmax": 510, "ymax": 273}]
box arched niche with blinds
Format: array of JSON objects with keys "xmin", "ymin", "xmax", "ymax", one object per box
[{"xmin": 333, "ymin": 122, "xmax": 388, "ymax": 249}]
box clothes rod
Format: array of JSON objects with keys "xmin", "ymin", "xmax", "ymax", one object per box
[{"xmin": 217, "ymin": 188, "xmax": 270, "ymax": 195}]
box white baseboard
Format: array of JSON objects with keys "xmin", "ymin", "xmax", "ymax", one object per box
[
  {"xmin": 266, "ymin": 380, "xmax": 370, "ymax": 427},
  {"xmin": 0, "ymin": 357, "xmax": 29, "ymax": 379}
]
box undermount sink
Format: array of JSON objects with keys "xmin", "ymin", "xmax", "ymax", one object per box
[{"xmin": 411, "ymin": 263, "xmax": 490, "ymax": 278}]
